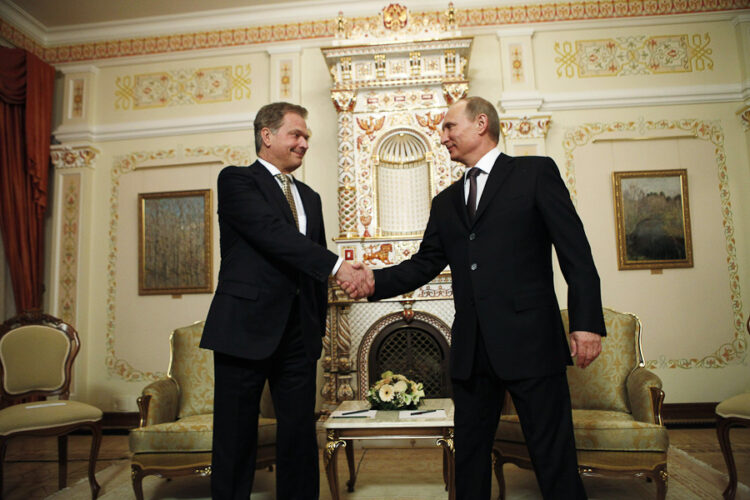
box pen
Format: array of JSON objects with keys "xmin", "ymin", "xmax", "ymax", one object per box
[
  {"xmin": 411, "ymin": 409, "xmax": 438, "ymax": 415},
  {"xmin": 332, "ymin": 415, "xmax": 368, "ymax": 419},
  {"xmin": 341, "ymin": 409, "xmax": 369, "ymax": 416}
]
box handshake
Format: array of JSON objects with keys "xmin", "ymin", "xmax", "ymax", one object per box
[{"xmin": 335, "ymin": 261, "xmax": 374, "ymax": 299}]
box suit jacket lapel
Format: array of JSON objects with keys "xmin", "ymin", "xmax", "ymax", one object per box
[
  {"xmin": 451, "ymin": 179, "xmax": 471, "ymax": 230},
  {"xmin": 250, "ymin": 161, "xmax": 296, "ymax": 227},
  {"xmin": 473, "ymin": 153, "xmax": 514, "ymax": 225}
]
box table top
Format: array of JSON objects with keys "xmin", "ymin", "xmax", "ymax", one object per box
[{"xmin": 323, "ymin": 398, "xmax": 454, "ymax": 429}]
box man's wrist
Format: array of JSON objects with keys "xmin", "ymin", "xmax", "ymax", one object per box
[{"xmin": 331, "ymin": 256, "xmax": 344, "ymax": 277}]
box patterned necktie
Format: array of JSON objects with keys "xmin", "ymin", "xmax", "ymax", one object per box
[
  {"xmin": 276, "ymin": 174, "xmax": 299, "ymax": 230},
  {"xmin": 466, "ymin": 167, "xmax": 481, "ymax": 220}
]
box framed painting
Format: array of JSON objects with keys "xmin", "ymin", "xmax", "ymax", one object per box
[
  {"xmin": 138, "ymin": 189, "xmax": 213, "ymax": 295},
  {"xmin": 612, "ymin": 170, "xmax": 693, "ymax": 270}
]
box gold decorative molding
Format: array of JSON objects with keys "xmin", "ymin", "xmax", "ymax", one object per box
[
  {"xmin": 114, "ymin": 64, "xmax": 251, "ymax": 110},
  {"xmin": 2, "ymin": 2, "xmax": 746, "ymax": 65},
  {"xmin": 50, "ymin": 145, "xmax": 100, "ymax": 169},
  {"xmin": 106, "ymin": 146, "xmax": 248, "ymax": 381},
  {"xmin": 555, "ymin": 34, "xmax": 713, "ymax": 78},
  {"xmin": 56, "ymin": 174, "xmax": 81, "ymax": 327},
  {"xmin": 563, "ymin": 118, "xmax": 745, "ymax": 368},
  {"xmin": 499, "ymin": 116, "xmax": 551, "ymax": 139},
  {"xmin": 739, "ymin": 105, "xmax": 750, "ymax": 131}
]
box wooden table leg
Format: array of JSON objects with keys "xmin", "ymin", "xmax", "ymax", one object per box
[
  {"xmin": 344, "ymin": 439, "xmax": 357, "ymax": 492},
  {"xmin": 324, "ymin": 430, "xmax": 346, "ymax": 500},
  {"xmin": 437, "ymin": 428, "xmax": 455, "ymax": 500}
]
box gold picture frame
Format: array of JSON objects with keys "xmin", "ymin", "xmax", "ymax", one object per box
[
  {"xmin": 138, "ymin": 189, "xmax": 213, "ymax": 295},
  {"xmin": 612, "ymin": 169, "xmax": 693, "ymax": 270}
]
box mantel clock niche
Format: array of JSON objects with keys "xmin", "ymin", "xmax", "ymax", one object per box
[{"xmin": 320, "ymin": 3, "xmax": 472, "ymax": 411}]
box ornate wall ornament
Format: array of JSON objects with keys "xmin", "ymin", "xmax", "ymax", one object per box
[
  {"xmin": 739, "ymin": 105, "xmax": 750, "ymax": 131},
  {"xmin": 71, "ymin": 79, "xmax": 85, "ymax": 118},
  {"xmin": 562, "ymin": 118, "xmax": 745, "ymax": 369},
  {"xmin": 50, "ymin": 146, "xmax": 100, "ymax": 169},
  {"xmin": 56, "ymin": 174, "xmax": 81, "ymax": 327},
  {"xmin": 106, "ymin": 146, "xmax": 246, "ymax": 381},
  {"xmin": 499, "ymin": 116, "xmax": 551, "ymax": 140},
  {"xmin": 554, "ymin": 34, "xmax": 713, "ymax": 78},
  {"xmin": 442, "ymin": 82, "xmax": 468, "ymax": 104},
  {"xmin": 509, "ymin": 43, "xmax": 525, "ymax": 83},
  {"xmin": 114, "ymin": 64, "xmax": 251, "ymax": 110}
]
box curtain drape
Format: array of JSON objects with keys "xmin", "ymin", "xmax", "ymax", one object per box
[{"xmin": 0, "ymin": 48, "xmax": 55, "ymax": 314}]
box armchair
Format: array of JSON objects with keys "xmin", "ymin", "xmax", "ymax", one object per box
[
  {"xmin": 129, "ymin": 320, "xmax": 276, "ymax": 500},
  {"xmin": 493, "ymin": 308, "xmax": 669, "ymax": 499},
  {"xmin": 0, "ymin": 312, "xmax": 102, "ymax": 499}
]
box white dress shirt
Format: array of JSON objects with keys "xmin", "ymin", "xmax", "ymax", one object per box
[
  {"xmin": 257, "ymin": 158, "xmax": 342, "ymax": 276},
  {"xmin": 463, "ymin": 148, "xmax": 501, "ymax": 212}
]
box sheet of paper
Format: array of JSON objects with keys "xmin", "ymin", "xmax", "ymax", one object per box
[
  {"xmin": 399, "ymin": 409, "xmax": 447, "ymax": 419},
  {"xmin": 330, "ymin": 409, "xmax": 377, "ymax": 419}
]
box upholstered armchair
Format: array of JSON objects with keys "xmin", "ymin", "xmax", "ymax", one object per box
[
  {"xmin": 129, "ymin": 321, "xmax": 276, "ymax": 500},
  {"xmin": 494, "ymin": 308, "xmax": 669, "ymax": 500},
  {"xmin": 0, "ymin": 313, "xmax": 102, "ymax": 499}
]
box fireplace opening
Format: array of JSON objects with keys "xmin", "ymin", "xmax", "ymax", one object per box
[{"xmin": 368, "ymin": 319, "xmax": 451, "ymax": 398}]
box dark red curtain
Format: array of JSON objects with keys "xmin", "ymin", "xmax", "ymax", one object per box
[{"xmin": 0, "ymin": 48, "xmax": 55, "ymax": 314}]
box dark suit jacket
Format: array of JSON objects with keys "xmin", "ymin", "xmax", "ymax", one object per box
[
  {"xmin": 370, "ymin": 153, "xmax": 606, "ymax": 380},
  {"xmin": 201, "ymin": 161, "xmax": 338, "ymax": 362}
]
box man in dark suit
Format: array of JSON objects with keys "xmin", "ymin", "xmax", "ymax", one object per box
[
  {"xmin": 343, "ymin": 96, "xmax": 606, "ymax": 499},
  {"xmin": 201, "ymin": 102, "xmax": 371, "ymax": 500}
]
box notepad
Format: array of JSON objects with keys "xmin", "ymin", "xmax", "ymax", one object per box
[{"xmin": 26, "ymin": 402, "xmax": 67, "ymax": 409}]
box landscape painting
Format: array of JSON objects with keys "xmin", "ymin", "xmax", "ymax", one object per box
[
  {"xmin": 138, "ymin": 189, "xmax": 213, "ymax": 294},
  {"xmin": 612, "ymin": 169, "xmax": 693, "ymax": 270}
]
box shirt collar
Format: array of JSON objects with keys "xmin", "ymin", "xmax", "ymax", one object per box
[
  {"xmin": 258, "ymin": 158, "xmax": 294, "ymax": 183},
  {"xmin": 465, "ymin": 147, "xmax": 501, "ymax": 180}
]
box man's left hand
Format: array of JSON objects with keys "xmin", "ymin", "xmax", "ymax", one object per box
[{"xmin": 569, "ymin": 331, "xmax": 602, "ymax": 368}]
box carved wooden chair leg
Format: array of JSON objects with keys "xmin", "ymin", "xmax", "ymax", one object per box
[
  {"xmin": 492, "ymin": 450, "xmax": 506, "ymax": 500},
  {"xmin": 58, "ymin": 434, "xmax": 68, "ymax": 489},
  {"xmin": 131, "ymin": 464, "xmax": 145, "ymax": 500},
  {"xmin": 717, "ymin": 416, "xmax": 737, "ymax": 500},
  {"xmin": 0, "ymin": 437, "xmax": 7, "ymax": 500},
  {"xmin": 87, "ymin": 422, "xmax": 103, "ymax": 498},
  {"xmin": 654, "ymin": 465, "xmax": 668, "ymax": 500}
]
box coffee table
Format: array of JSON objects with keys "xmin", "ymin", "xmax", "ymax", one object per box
[{"xmin": 322, "ymin": 398, "xmax": 455, "ymax": 500}]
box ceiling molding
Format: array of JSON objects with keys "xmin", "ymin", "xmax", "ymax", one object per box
[{"xmin": 52, "ymin": 112, "xmax": 255, "ymax": 143}]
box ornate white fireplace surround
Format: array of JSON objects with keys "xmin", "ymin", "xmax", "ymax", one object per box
[{"xmin": 320, "ymin": 4, "xmax": 473, "ymax": 411}]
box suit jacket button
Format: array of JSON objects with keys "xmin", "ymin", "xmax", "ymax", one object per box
[
  {"xmin": 296, "ymin": 288, "xmax": 300, "ymax": 295},
  {"xmin": 470, "ymin": 263, "xmax": 478, "ymax": 271},
  {"xmin": 469, "ymin": 233, "xmax": 476, "ymax": 240}
]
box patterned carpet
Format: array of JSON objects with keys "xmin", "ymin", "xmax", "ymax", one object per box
[{"xmin": 50, "ymin": 446, "xmax": 749, "ymax": 499}]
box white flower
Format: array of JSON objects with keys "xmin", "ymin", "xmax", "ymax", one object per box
[
  {"xmin": 379, "ymin": 384, "xmax": 394, "ymax": 402},
  {"xmin": 393, "ymin": 380, "xmax": 408, "ymax": 393}
]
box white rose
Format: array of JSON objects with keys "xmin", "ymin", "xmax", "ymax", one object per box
[{"xmin": 393, "ymin": 380, "xmax": 408, "ymax": 393}]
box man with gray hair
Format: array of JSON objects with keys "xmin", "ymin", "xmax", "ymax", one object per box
[
  {"xmin": 342, "ymin": 96, "xmax": 605, "ymax": 499},
  {"xmin": 202, "ymin": 102, "xmax": 372, "ymax": 499}
]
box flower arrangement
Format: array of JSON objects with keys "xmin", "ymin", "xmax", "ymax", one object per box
[{"xmin": 366, "ymin": 370, "xmax": 425, "ymax": 410}]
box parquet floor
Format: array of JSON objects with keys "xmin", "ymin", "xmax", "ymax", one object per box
[{"xmin": 1, "ymin": 427, "xmax": 748, "ymax": 499}]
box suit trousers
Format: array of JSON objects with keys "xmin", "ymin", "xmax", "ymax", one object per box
[
  {"xmin": 451, "ymin": 329, "xmax": 585, "ymax": 500},
  {"xmin": 211, "ymin": 301, "xmax": 319, "ymax": 500}
]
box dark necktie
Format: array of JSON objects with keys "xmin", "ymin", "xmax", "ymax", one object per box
[
  {"xmin": 466, "ymin": 167, "xmax": 481, "ymax": 220},
  {"xmin": 276, "ymin": 174, "xmax": 299, "ymax": 230}
]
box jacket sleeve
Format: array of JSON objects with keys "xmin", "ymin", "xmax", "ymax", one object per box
[
  {"xmin": 535, "ymin": 158, "xmax": 606, "ymax": 336},
  {"xmin": 370, "ymin": 198, "xmax": 448, "ymax": 301},
  {"xmin": 217, "ymin": 167, "xmax": 338, "ymax": 283}
]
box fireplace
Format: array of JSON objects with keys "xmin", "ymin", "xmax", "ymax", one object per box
[{"xmin": 320, "ymin": 3, "xmax": 472, "ymax": 411}]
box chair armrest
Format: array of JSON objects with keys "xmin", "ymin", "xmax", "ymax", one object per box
[
  {"xmin": 137, "ymin": 378, "xmax": 179, "ymax": 427},
  {"xmin": 626, "ymin": 367, "xmax": 665, "ymax": 425}
]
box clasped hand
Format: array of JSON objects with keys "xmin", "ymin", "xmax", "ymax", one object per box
[{"xmin": 335, "ymin": 261, "xmax": 374, "ymax": 299}]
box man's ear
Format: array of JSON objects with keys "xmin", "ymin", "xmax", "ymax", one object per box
[
  {"xmin": 261, "ymin": 127, "xmax": 272, "ymax": 148},
  {"xmin": 476, "ymin": 114, "xmax": 488, "ymax": 135}
]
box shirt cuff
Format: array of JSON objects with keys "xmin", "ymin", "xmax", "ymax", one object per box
[{"xmin": 331, "ymin": 256, "xmax": 344, "ymax": 277}]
